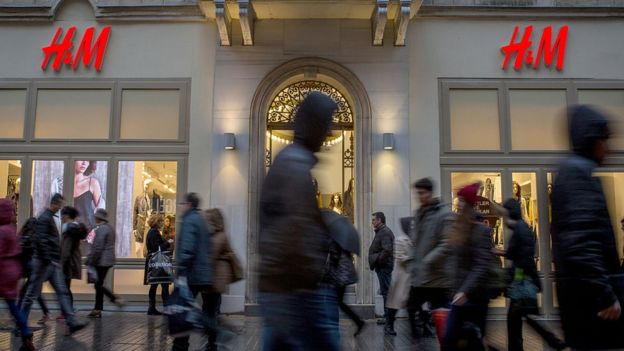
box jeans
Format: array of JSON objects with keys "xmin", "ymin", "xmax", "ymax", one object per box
[
  {"xmin": 507, "ymin": 298, "xmax": 561, "ymax": 351},
  {"xmin": 376, "ymin": 268, "xmax": 392, "ymax": 318},
  {"xmin": 148, "ymin": 283, "xmax": 170, "ymax": 307},
  {"xmin": 94, "ymin": 266, "xmax": 118, "ymax": 310},
  {"xmin": 259, "ymin": 287, "xmax": 340, "ymax": 351},
  {"xmin": 337, "ymin": 286, "xmax": 363, "ymax": 326},
  {"xmin": 20, "ymin": 259, "xmax": 78, "ymax": 326},
  {"xmin": 19, "ymin": 272, "xmax": 49, "ymax": 315},
  {"xmin": 171, "ymin": 285, "xmax": 220, "ymax": 351},
  {"xmin": 6, "ymin": 299, "xmax": 31, "ymax": 337},
  {"xmin": 442, "ymin": 302, "xmax": 488, "ymax": 351}
]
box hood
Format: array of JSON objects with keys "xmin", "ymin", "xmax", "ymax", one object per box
[
  {"xmin": 204, "ymin": 208, "xmax": 224, "ymax": 233},
  {"xmin": 293, "ymin": 92, "xmax": 338, "ymax": 152},
  {"xmin": 568, "ymin": 105, "xmax": 610, "ymax": 160},
  {"xmin": 503, "ymin": 198, "xmax": 522, "ymax": 221},
  {"xmin": 0, "ymin": 198, "xmax": 14, "ymax": 225}
]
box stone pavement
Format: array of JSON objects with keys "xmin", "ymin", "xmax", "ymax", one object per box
[{"xmin": 0, "ymin": 311, "xmax": 564, "ymax": 351}]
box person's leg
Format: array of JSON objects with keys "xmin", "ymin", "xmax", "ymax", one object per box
[
  {"xmin": 525, "ymin": 314, "xmax": 566, "ymax": 349},
  {"xmin": 408, "ymin": 287, "xmax": 426, "ymax": 337},
  {"xmin": 258, "ymin": 291, "xmax": 306, "ymax": 351},
  {"xmin": 48, "ymin": 264, "xmax": 78, "ymax": 325},
  {"xmin": 507, "ymin": 299, "xmax": 525, "ymax": 351},
  {"xmin": 161, "ymin": 284, "xmax": 170, "ymax": 305},
  {"xmin": 202, "ymin": 291, "xmax": 220, "ymax": 349},
  {"xmin": 337, "ymin": 286, "xmax": 363, "ymax": 327},
  {"xmin": 376, "ymin": 269, "xmax": 392, "ymax": 319},
  {"xmin": 442, "ymin": 304, "xmax": 464, "ymax": 351},
  {"xmin": 95, "ymin": 267, "xmax": 118, "ymax": 304},
  {"xmin": 171, "ymin": 285, "xmax": 201, "ymax": 351},
  {"xmin": 20, "ymin": 258, "xmax": 49, "ymax": 321},
  {"xmin": 65, "ymin": 278, "xmax": 73, "ymax": 306},
  {"xmin": 385, "ymin": 308, "xmax": 398, "ymax": 335},
  {"xmin": 306, "ymin": 287, "xmax": 340, "ymax": 351},
  {"xmin": 148, "ymin": 284, "xmax": 158, "ymax": 313},
  {"xmin": 7, "ymin": 299, "xmax": 31, "ymax": 337}
]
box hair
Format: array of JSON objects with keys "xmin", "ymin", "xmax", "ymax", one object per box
[
  {"xmin": 414, "ymin": 177, "xmax": 434, "ymax": 192},
  {"xmin": 185, "ymin": 192, "xmax": 200, "ymax": 208},
  {"xmin": 372, "ymin": 211, "xmax": 386, "ymax": 224},
  {"xmin": 329, "ymin": 193, "xmax": 343, "ymax": 209},
  {"xmin": 512, "ymin": 181, "xmax": 521, "ymax": 198},
  {"xmin": 448, "ymin": 203, "xmax": 476, "ymax": 247},
  {"xmin": 84, "ymin": 160, "xmax": 97, "ymax": 176},
  {"xmin": 61, "ymin": 206, "xmax": 79, "ymax": 220},
  {"xmin": 147, "ymin": 214, "xmax": 163, "ymax": 228},
  {"xmin": 50, "ymin": 193, "xmax": 64, "ymax": 205},
  {"xmin": 164, "ymin": 215, "xmax": 174, "ymax": 226},
  {"xmin": 204, "ymin": 208, "xmax": 225, "ymax": 233}
]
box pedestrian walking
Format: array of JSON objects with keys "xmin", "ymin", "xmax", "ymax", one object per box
[
  {"xmin": 60, "ymin": 206, "xmax": 88, "ymax": 309},
  {"xmin": 20, "ymin": 194, "xmax": 89, "ymax": 335},
  {"xmin": 384, "ymin": 217, "xmax": 413, "ymax": 336},
  {"xmin": 172, "ymin": 192, "xmax": 218, "ymax": 351},
  {"xmin": 0, "ymin": 199, "xmax": 35, "ymax": 350},
  {"xmin": 442, "ymin": 183, "xmax": 493, "ymax": 351},
  {"xmin": 407, "ymin": 178, "xmax": 453, "ymax": 339},
  {"xmin": 258, "ymin": 92, "xmax": 339, "ymax": 351},
  {"xmin": 495, "ymin": 198, "xmax": 565, "ymax": 351},
  {"xmin": 368, "ymin": 211, "xmax": 394, "ymax": 325},
  {"xmin": 86, "ymin": 209, "xmax": 124, "ymax": 318},
  {"xmin": 144, "ymin": 214, "xmax": 171, "ymax": 316},
  {"xmin": 17, "ymin": 217, "xmax": 51, "ymax": 325},
  {"xmin": 551, "ymin": 105, "xmax": 624, "ymax": 349}
]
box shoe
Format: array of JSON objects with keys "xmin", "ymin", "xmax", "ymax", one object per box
[
  {"xmin": 67, "ymin": 320, "xmax": 89, "ymax": 335},
  {"xmin": 37, "ymin": 313, "xmax": 50, "ymax": 325},
  {"xmin": 376, "ymin": 318, "xmax": 386, "ymax": 325},
  {"xmin": 114, "ymin": 298, "xmax": 125, "ymax": 309},
  {"xmin": 550, "ymin": 339, "xmax": 568, "ymax": 351},
  {"xmin": 384, "ymin": 324, "xmax": 397, "ymax": 336},
  {"xmin": 354, "ymin": 320, "xmax": 366, "ymax": 337},
  {"xmin": 147, "ymin": 308, "xmax": 163, "ymax": 316},
  {"xmin": 87, "ymin": 310, "xmax": 102, "ymax": 318},
  {"xmin": 56, "ymin": 314, "xmax": 65, "ymax": 321},
  {"xmin": 19, "ymin": 335, "xmax": 34, "ymax": 351}
]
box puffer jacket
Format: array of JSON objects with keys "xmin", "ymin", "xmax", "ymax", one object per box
[
  {"xmin": 86, "ymin": 222, "xmax": 116, "ymax": 268},
  {"xmin": 258, "ymin": 92, "xmax": 336, "ymax": 293},
  {"xmin": 34, "ymin": 208, "xmax": 61, "ymax": 263},
  {"xmin": 368, "ymin": 224, "xmax": 394, "ymax": 271},
  {"xmin": 552, "ymin": 105, "xmax": 624, "ymax": 349},
  {"xmin": 410, "ymin": 199, "xmax": 453, "ymax": 288},
  {"xmin": 177, "ymin": 208, "xmax": 214, "ymax": 286},
  {"xmin": 0, "ymin": 199, "xmax": 21, "ymax": 299},
  {"xmin": 61, "ymin": 221, "xmax": 88, "ymax": 280}
]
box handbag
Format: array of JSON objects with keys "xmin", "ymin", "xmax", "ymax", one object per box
[
  {"xmin": 507, "ymin": 268, "xmax": 539, "ymax": 314},
  {"xmin": 146, "ymin": 247, "xmax": 174, "ymax": 285},
  {"xmin": 87, "ymin": 266, "xmax": 98, "ymax": 284},
  {"xmin": 164, "ymin": 282, "xmax": 204, "ymax": 337}
]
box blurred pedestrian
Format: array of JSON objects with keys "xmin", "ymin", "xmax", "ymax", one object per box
[
  {"xmin": 20, "ymin": 194, "xmax": 89, "ymax": 335},
  {"xmin": 172, "ymin": 192, "xmax": 217, "ymax": 351},
  {"xmin": 407, "ymin": 178, "xmax": 453, "ymax": 339},
  {"xmin": 442, "ymin": 183, "xmax": 492, "ymax": 351},
  {"xmin": 384, "ymin": 217, "xmax": 413, "ymax": 336},
  {"xmin": 368, "ymin": 211, "xmax": 394, "ymax": 325},
  {"xmin": 0, "ymin": 199, "xmax": 34, "ymax": 350},
  {"xmin": 17, "ymin": 217, "xmax": 50, "ymax": 325},
  {"xmin": 86, "ymin": 209, "xmax": 124, "ymax": 318},
  {"xmin": 551, "ymin": 105, "xmax": 624, "ymax": 349},
  {"xmin": 258, "ymin": 92, "xmax": 339, "ymax": 351},
  {"xmin": 144, "ymin": 214, "xmax": 171, "ymax": 316},
  {"xmin": 60, "ymin": 206, "xmax": 88, "ymax": 317},
  {"xmin": 163, "ymin": 215, "xmax": 176, "ymax": 253},
  {"xmin": 496, "ymin": 199, "xmax": 565, "ymax": 351}
]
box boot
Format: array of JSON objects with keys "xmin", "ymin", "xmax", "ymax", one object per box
[
  {"xmin": 384, "ymin": 309, "xmax": 397, "ymax": 336},
  {"xmin": 19, "ymin": 335, "xmax": 34, "ymax": 351},
  {"xmin": 147, "ymin": 301, "xmax": 162, "ymax": 316}
]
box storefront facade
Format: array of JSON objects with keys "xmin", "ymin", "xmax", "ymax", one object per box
[{"xmin": 1, "ymin": 0, "xmax": 623, "ymax": 317}]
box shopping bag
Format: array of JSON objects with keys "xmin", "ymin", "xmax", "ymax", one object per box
[
  {"xmin": 432, "ymin": 308, "xmax": 450, "ymax": 346},
  {"xmin": 146, "ymin": 248, "xmax": 174, "ymax": 285},
  {"xmin": 163, "ymin": 283, "xmax": 204, "ymax": 337},
  {"xmin": 87, "ymin": 266, "xmax": 98, "ymax": 284}
]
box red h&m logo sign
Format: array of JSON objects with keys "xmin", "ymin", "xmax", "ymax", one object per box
[
  {"xmin": 501, "ymin": 25, "xmax": 569, "ymax": 71},
  {"xmin": 41, "ymin": 26, "xmax": 111, "ymax": 72}
]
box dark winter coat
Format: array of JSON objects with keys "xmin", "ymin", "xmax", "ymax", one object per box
[
  {"xmin": 503, "ymin": 199, "xmax": 541, "ymax": 292},
  {"xmin": 143, "ymin": 227, "xmax": 170, "ymax": 285},
  {"xmin": 322, "ymin": 240, "xmax": 358, "ymax": 288},
  {"xmin": 552, "ymin": 105, "xmax": 624, "ymax": 349},
  {"xmin": 410, "ymin": 199, "xmax": 453, "ymax": 288},
  {"xmin": 176, "ymin": 208, "xmax": 214, "ymax": 286},
  {"xmin": 449, "ymin": 221, "xmax": 493, "ymax": 303},
  {"xmin": 368, "ymin": 224, "xmax": 394, "ymax": 271},
  {"xmin": 34, "ymin": 208, "xmax": 61, "ymax": 263},
  {"xmin": 19, "ymin": 217, "xmax": 38, "ymax": 278},
  {"xmin": 258, "ymin": 92, "xmax": 336, "ymax": 293},
  {"xmin": 86, "ymin": 222, "xmax": 116, "ymax": 268},
  {"xmin": 0, "ymin": 199, "xmax": 21, "ymax": 299},
  {"xmin": 61, "ymin": 221, "xmax": 88, "ymax": 280}
]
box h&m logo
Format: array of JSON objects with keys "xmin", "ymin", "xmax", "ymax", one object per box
[
  {"xmin": 41, "ymin": 26, "xmax": 111, "ymax": 72},
  {"xmin": 501, "ymin": 25, "xmax": 569, "ymax": 71}
]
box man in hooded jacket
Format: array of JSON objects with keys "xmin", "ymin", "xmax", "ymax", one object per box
[
  {"xmin": 258, "ymin": 92, "xmax": 338, "ymax": 351},
  {"xmin": 552, "ymin": 105, "xmax": 624, "ymax": 349}
]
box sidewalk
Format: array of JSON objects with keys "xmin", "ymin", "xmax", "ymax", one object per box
[{"xmin": 0, "ymin": 311, "xmax": 564, "ymax": 351}]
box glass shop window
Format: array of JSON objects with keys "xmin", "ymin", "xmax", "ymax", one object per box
[
  {"xmin": 449, "ymin": 89, "xmax": 500, "ymax": 151},
  {"xmin": 511, "ymin": 173, "xmax": 541, "ymax": 270},
  {"xmin": 120, "ymin": 90, "xmax": 181, "ymax": 140},
  {"xmin": 0, "ymin": 160, "xmax": 23, "ymax": 223},
  {"xmin": 0, "ymin": 89, "xmax": 26, "ymax": 139},
  {"xmin": 116, "ymin": 161, "xmax": 177, "ymax": 259}
]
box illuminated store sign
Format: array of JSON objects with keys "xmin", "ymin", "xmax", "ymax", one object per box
[
  {"xmin": 501, "ymin": 25, "xmax": 568, "ymax": 71},
  {"xmin": 41, "ymin": 26, "xmax": 111, "ymax": 72}
]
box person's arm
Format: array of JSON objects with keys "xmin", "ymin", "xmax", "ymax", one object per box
[
  {"xmin": 379, "ymin": 229, "xmax": 393, "ymax": 263},
  {"xmin": 394, "ymin": 237, "xmax": 412, "ymax": 264},
  {"xmin": 176, "ymin": 217, "xmax": 196, "ymax": 277},
  {"xmin": 458, "ymin": 225, "xmax": 493, "ymax": 301},
  {"xmin": 422, "ymin": 212, "xmax": 453, "ymax": 269},
  {"xmin": 87, "ymin": 227, "xmax": 105, "ymax": 266},
  {"xmin": 91, "ymin": 178, "xmax": 103, "ymax": 208}
]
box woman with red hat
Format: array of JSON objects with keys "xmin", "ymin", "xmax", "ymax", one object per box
[{"xmin": 442, "ymin": 183, "xmax": 494, "ymax": 351}]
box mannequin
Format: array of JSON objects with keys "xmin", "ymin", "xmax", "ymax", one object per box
[
  {"xmin": 343, "ymin": 178, "xmax": 355, "ymax": 223},
  {"xmin": 133, "ymin": 180, "xmax": 152, "ymax": 258},
  {"xmin": 329, "ymin": 193, "xmax": 343, "ymax": 215},
  {"xmin": 312, "ymin": 178, "xmax": 323, "ymax": 208},
  {"xmin": 512, "ymin": 181, "xmax": 531, "ymax": 225},
  {"xmin": 151, "ymin": 189, "xmax": 163, "ymax": 214},
  {"xmin": 483, "ymin": 178, "xmax": 495, "ymax": 201}
]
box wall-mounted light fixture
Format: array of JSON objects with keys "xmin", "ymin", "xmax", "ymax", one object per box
[
  {"xmin": 383, "ymin": 133, "xmax": 395, "ymax": 150},
  {"xmin": 224, "ymin": 133, "xmax": 236, "ymax": 150}
]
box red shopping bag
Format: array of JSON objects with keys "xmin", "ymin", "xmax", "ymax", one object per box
[{"xmin": 432, "ymin": 308, "xmax": 450, "ymax": 346}]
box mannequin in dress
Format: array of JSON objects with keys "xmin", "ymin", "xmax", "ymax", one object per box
[
  {"xmin": 74, "ymin": 160, "xmax": 103, "ymax": 230},
  {"xmin": 343, "ymin": 178, "xmax": 355, "ymax": 223},
  {"xmin": 329, "ymin": 193, "xmax": 343, "ymax": 215},
  {"xmin": 133, "ymin": 180, "xmax": 152, "ymax": 257},
  {"xmin": 483, "ymin": 178, "xmax": 495, "ymax": 201}
]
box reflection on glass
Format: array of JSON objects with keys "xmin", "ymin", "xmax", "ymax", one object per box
[
  {"xmin": 116, "ymin": 161, "xmax": 177, "ymax": 258},
  {"xmin": 73, "ymin": 160, "xmax": 107, "ymax": 230},
  {"xmin": 31, "ymin": 161, "xmax": 64, "ymax": 222},
  {"xmin": 0, "ymin": 160, "xmax": 22, "ymax": 222},
  {"xmin": 512, "ymin": 173, "xmax": 540, "ymax": 270}
]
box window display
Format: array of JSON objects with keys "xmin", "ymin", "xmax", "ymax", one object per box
[
  {"xmin": 72, "ymin": 160, "xmax": 107, "ymax": 230},
  {"xmin": 511, "ymin": 173, "xmax": 540, "ymax": 269},
  {"xmin": 31, "ymin": 160, "xmax": 64, "ymax": 221},
  {"xmin": 116, "ymin": 161, "xmax": 177, "ymax": 258},
  {"xmin": 594, "ymin": 172, "xmax": 624, "ymax": 261},
  {"xmin": 0, "ymin": 160, "xmax": 22, "ymax": 221}
]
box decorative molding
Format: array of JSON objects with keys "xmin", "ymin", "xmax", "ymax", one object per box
[
  {"xmin": 394, "ymin": 0, "xmax": 411, "ymax": 46},
  {"xmin": 371, "ymin": 0, "xmax": 388, "ymax": 46},
  {"xmin": 238, "ymin": 0, "xmax": 255, "ymax": 46},
  {"xmin": 215, "ymin": 0, "xmax": 231, "ymax": 46}
]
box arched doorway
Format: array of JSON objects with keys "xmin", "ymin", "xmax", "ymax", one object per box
[{"xmin": 247, "ymin": 57, "xmax": 373, "ymax": 310}]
